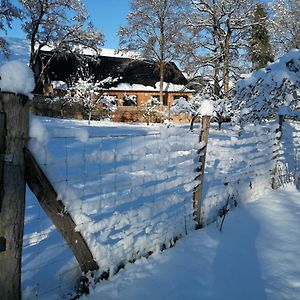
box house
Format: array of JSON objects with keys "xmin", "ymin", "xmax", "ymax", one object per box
[{"xmin": 35, "ymin": 49, "xmax": 194, "ymax": 107}]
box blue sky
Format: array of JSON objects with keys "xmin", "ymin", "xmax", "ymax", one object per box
[{"xmin": 6, "ymin": 0, "xmax": 130, "ymax": 49}]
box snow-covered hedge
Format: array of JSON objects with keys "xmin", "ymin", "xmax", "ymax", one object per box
[{"xmin": 233, "ymin": 50, "xmax": 300, "ymax": 123}]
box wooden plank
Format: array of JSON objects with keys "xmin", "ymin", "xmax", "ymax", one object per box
[
  {"xmin": 193, "ymin": 115, "xmax": 211, "ymax": 229},
  {"xmin": 271, "ymin": 114, "xmax": 284, "ymax": 189},
  {"xmin": 24, "ymin": 147, "xmax": 99, "ymax": 273},
  {"xmin": 0, "ymin": 92, "xmax": 29, "ymax": 300},
  {"xmin": 0, "ymin": 112, "xmax": 5, "ymax": 212}
]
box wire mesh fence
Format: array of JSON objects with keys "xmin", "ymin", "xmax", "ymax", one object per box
[
  {"xmin": 23, "ymin": 124, "xmax": 200, "ymax": 298},
  {"xmin": 275, "ymin": 118, "xmax": 300, "ymax": 188},
  {"xmin": 21, "ymin": 117, "xmax": 296, "ymax": 299}
]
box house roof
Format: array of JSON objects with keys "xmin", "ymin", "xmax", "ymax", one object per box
[{"xmin": 38, "ymin": 50, "xmax": 188, "ymax": 90}]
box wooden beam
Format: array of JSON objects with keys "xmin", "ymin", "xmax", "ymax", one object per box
[
  {"xmin": 0, "ymin": 112, "xmax": 5, "ymax": 212},
  {"xmin": 0, "ymin": 92, "xmax": 29, "ymax": 300},
  {"xmin": 271, "ymin": 114, "xmax": 284, "ymax": 189},
  {"xmin": 193, "ymin": 115, "xmax": 211, "ymax": 229},
  {"xmin": 24, "ymin": 148, "xmax": 99, "ymax": 273}
]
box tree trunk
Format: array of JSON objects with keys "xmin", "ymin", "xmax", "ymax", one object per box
[
  {"xmin": 190, "ymin": 114, "xmax": 199, "ymax": 132},
  {"xmin": 159, "ymin": 61, "xmax": 164, "ymax": 105},
  {"xmin": 223, "ymin": 19, "xmax": 232, "ymax": 94},
  {"xmin": 88, "ymin": 110, "xmax": 92, "ymax": 125},
  {"xmin": 60, "ymin": 106, "xmax": 64, "ymax": 119},
  {"xmin": 214, "ymin": 57, "xmax": 221, "ymax": 97}
]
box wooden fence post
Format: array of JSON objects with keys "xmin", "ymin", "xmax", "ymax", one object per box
[
  {"xmin": 0, "ymin": 92, "xmax": 29, "ymax": 300},
  {"xmin": 193, "ymin": 115, "xmax": 211, "ymax": 229},
  {"xmin": 271, "ymin": 114, "xmax": 284, "ymax": 189}
]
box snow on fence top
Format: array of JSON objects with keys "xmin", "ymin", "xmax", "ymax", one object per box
[
  {"xmin": 0, "ymin": 60, "xmax": 34, "ymax": 99},
  {"xmin": 200, "ymin": 99, "xmax": 214, "ymax": 116}
]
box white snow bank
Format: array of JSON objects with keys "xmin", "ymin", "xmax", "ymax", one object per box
[{"xmin": 0, "ymin": 60, "xmax": 34, "ymax": 99}]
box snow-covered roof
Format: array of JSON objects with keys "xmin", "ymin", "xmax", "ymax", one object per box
[
  {"xmin": 0, "ymin": 37, "xmax": 139, "ymax": 63},
  {"xmin": 109, "ymin": 82, "xmax": 193, "ymax": 92},
  {"xmin": 1, "ymin": 37, "xmax": 190, "ymax": 92},
  {"xmin": 40, "ymin": 44, "xmax": 140, "ymax": 59}
]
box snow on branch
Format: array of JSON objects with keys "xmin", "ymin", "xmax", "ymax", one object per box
[{"xmin": 233, "ymin": 50, "xmax": 300, "ymax": 124}]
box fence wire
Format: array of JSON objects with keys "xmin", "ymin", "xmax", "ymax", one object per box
[{"xmin": 22, "ymin": 120, "xmax": 288, "ymax": 299}]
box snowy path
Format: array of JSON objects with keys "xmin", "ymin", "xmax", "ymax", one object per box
[{"xmin": 84, "ymin": 185, "xmax": 300, "ymax": 300}]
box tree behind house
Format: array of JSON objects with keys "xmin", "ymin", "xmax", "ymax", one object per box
[
  {"xmin": 269, "ymin": 0, "xmax": 300, "ymax": 56},
  {"xmin": 0, "ymin": 0, "xmax": 22, "ymax": 57},
  {"xmin": 19, "ymin": 0, "xmax": 104, "ymax": 91},
  {"xmin": 185, "ymin": 0, "xmax": 256, "ymax": 96},
  {"xmin": 119, "ymin": 0, "xmax": 189, "ymax": 105}
]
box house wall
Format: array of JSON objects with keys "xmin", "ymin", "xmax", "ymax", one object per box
[
  {"xmin": 31, "ymin": 95, "xmax": 192, "ymax": 123},
  {"xmin": 103, "ymin": 90, "xmax": 193, "ymax": 107}
]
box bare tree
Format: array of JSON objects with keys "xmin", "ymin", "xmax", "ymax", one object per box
[
  {"xmin": 19, "ymin": 0, "xmax": 104, "ymax": 90},
  {"xmin": 185, "ymin": 0, "xmax": 255, "ymax": 96},
  {"xmin": 0, "ymin": 0, "xmax": 22, "ymax": 57},
  {"xmin": 119, "ymin": 0, "xmax": 189, "ymax": 105},
  {"xmin": 269, "ymin": 0, "xmax": 300, "ymax": 57}
]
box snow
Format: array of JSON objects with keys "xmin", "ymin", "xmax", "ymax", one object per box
[
  {"xmin": 83, "ymin": 185, "xmax": 300, "ymax": 300},
  {"xmin": 100, "ymin": 48, "xmax": 140, "ymax": 59},
  {"xmin": 200, "ymin": 99, "xmax": 214, "ymax": 116},
  {"xmin": 0, "ymin": 60, "xmax": 35, "ymax": 99},
  {"xmin": 0, "ymin": 37, "xmax": 295, "ymax": 299},
  {"xmin": 234, "ymin": 50, "xmax": 300, "ymax": 123},
  {"xmin": 109, "ymin": 82, "xmax": 193, "ymax": 92},
  {"xmin": 52, "ymin": 80, "xmax": 68, "ymax": 90}
]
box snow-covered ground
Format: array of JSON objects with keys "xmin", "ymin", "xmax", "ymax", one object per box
[{"xmin": 83, "ymin": 185, "xmax": 300, "ymax": 300}]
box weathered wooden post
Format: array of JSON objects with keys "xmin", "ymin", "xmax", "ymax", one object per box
[
  {"xmin": 0, "ymin": 92, "xmax": 29, "ymax": 300},
  {"xmin": 271, "ymin": 114, "xmax": 284, "ymax": 189},
  {"xmin": 193, "ymin": 115, "xmax": 211, "ymax": 229}
]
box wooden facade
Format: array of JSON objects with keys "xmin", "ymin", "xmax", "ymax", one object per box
[{"xmin": 104, "ymin": 89, "xmax": 194, "ymax": 107}]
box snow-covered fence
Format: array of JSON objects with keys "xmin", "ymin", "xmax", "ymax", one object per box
[
  {"xmin": 24, "ymin": 122, "xmax": 201, "ymax": 297},
  {"xmin": 21, "ymin": 114, "xmax": 293, "ymax": 299},
  {"xmin": 201, "ymin": 122, "xmax": 279, "ymax": 225},
  {"xmin": 273, "ymin": 116, "xmax": 300, "ymax": 188}
]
